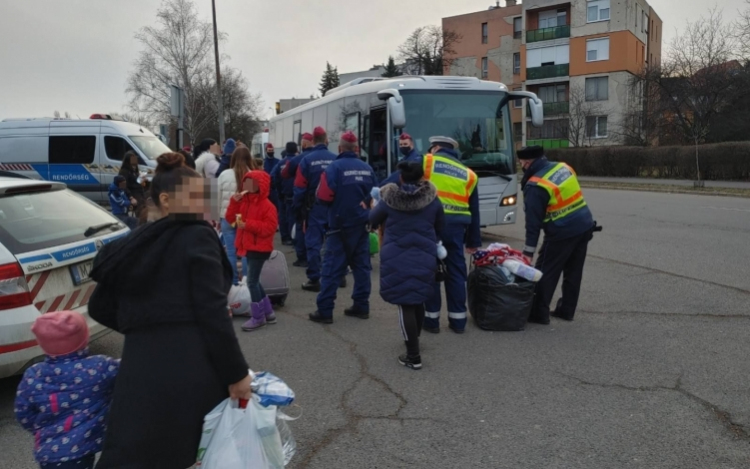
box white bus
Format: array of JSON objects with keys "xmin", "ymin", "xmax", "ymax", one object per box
[
  {"xmin": 268, "ymin": 76, "xmax": 543, "ymax": 227},
  {"xmin": 250, "ymin": 130, "xmax": 269, "ymax": 159}
]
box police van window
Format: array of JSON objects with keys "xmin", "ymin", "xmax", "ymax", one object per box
[
  {"xmin": 104, "ymin": 136, "xmax": 136, "ymax": 161},
  {"xmin": 49, "ymin": 136, "xmax": 96, "ymax": 164},
  {"xmin": 129, "ymin": 135, "xmax": 171, "ymax": 160}
]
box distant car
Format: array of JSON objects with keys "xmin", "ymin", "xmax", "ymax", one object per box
[{"xmin": 0, "ymin": 175, "xmax": 129, "ymax": 379}]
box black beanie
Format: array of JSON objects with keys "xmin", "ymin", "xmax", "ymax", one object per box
[{"xmin": 286, "ymin": 141, "xmax": 298, "ymax": 154}]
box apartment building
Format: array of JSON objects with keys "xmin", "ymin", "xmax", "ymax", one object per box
[{"xmin": 443, "ymin": 0, "xmax": 662, "ymax": 148}]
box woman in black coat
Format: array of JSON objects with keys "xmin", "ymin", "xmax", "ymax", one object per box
[
  {"xmin": 90, "ymin": 152, "xmax": 251, "ymax": 469},
  {"xmin": 119, "ymin": 151, "xmax": 147, "ymax": 224}
]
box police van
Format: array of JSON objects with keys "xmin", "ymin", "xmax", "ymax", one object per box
[{"xmin": 0, "ymin": 114, "xmax": 172, "ymax": 203}]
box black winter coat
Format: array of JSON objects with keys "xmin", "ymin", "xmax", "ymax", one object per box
[
  {"xmin": 89, "ymin": 218, "xmax": 249, "ymax": 469},
  {"xmin": 118, "ymin": 167, "xmax": 145, "ymax": 201}
]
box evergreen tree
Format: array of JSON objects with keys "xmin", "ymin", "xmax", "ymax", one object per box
[
  {"xmin": 319, "ymin": 62, "xmax": 341, "ymax": 95},
  {"xmin": 382, "ymin": 56, "xmax": 402, "ymax": 77}
]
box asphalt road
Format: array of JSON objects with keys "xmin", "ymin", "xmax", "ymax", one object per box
[
  {"xmin": 1, "ymin": 188, "xmax": 749, "ymax": 468},
  {"xmin": 579, "ymin": 176, "xmax": 750, "ymax": 189}
]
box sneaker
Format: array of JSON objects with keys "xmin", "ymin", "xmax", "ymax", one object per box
[
  {"xmin": 344, "ymin": 306, "xmax": 369, "ymax": 319},
  {"xmin": 308, "ymin": 311, "xmax": 333, "ymax": 324},
  {"xmin": 423, "ymin": 325, "xmax": 440, "ymax": 334},
  {"xmin": 293, "ymin": 259, "xmax": 308, "ymax": 268},
  {"xmin": 398, "ymin": 354, "xmax": 422, "ymax": 370},
  {"xmin": 301, "ymin": 280, "xmax": 321, "ymax": 292}
]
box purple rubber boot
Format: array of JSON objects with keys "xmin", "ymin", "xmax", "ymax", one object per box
[
  {"xmin": 260, "ymin": 296, "xmax": 277, "ymax": 324},
  {"xmin": 241, "ymin": 303, "xmax": 266, "ymax": 331}
]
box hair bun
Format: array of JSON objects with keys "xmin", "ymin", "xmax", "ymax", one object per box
[{"xmin": 156, "ymin": 152, "xmax": 185, "ymax": 173}]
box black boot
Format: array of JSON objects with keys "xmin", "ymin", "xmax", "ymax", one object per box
[
  {"xmin": 293, "ymin": 259, "xmax": 308, "ymax": 268},
  {"xmin": 344, "ymin": 305, "xmax": 369, "ymax": 319},
  {"xmin": 308, "ymin": 311, "xmax": 333, "ymax": 324},
  {"xmin": 301, "ymin": 280, "xmax": 321, "ymax": 292},
  {"xmin": 398, "ymin": 354, "xmax": 422, "ymax": 370}
]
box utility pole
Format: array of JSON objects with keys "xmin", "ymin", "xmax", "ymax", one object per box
[{"xmin": 211, "ymin": 0, "xmax": 225, "ymax": 143}]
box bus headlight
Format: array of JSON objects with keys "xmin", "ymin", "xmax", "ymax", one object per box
[{"xmin": 500, "ymin": 195, "xmax": 517, "ymax": 206}]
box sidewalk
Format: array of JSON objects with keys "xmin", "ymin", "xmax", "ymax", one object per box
[{"xmin": 578, "ymin": 176, "xmax": 750, "ymax": 189}]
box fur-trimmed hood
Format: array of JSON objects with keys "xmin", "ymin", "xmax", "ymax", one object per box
[{"xmin": 380, "ymin": 180, "xmax": 437, "ymax": 212}]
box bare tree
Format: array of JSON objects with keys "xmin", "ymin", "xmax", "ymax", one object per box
[
  {"xmin": 200, "ymin": 67, "xmax": 263, "ymax": 143},
  {"xmin": 397, "ymin": 25, "xmax": 462, "ymax": 76},
  {"xmin": 564, "ymin": 84, "xmax": 610, "ymax": 147}
]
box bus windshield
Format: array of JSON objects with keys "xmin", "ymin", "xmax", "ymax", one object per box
[{"xmin": 399, "ymin": 90, "xmax": 514, "ymax": 176}]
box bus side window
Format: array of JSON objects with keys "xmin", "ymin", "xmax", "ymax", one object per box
[{"xmin": 368, "ymin": 108, "xmax": 388, "ymax": 181}]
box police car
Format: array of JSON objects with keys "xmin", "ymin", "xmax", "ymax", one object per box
[{"xmin": 0, "ymin": 174, "xmax": 128, "ymax": 378}]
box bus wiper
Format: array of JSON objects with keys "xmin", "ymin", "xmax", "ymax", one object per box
[{"xmin": 84, "ymin": 223, "xmax": 121, "ymax": 237}]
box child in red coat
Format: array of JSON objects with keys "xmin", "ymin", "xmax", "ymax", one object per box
[{"xmin": 226, "ymin": 170, "xmax": 278, "ymax": 331}]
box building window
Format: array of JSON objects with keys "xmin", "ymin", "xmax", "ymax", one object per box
[
  {"xmin": 642, "ymin": 12, "xmax": 647, "ymax": 33},
  {"xmin": 539, "ymin": 84, "xmax": 567, "ymax": 103},
  {"xmin": 49, "ymin": 136, "xmax": 96, "ymax": 164},
  {"xmin": 513, "ymin": 122, "xmax": 523, "ymax": 141},
  {"xmin": 585, "ymin": 77, "xmax": 608, "ymax": 101},
  {"xmin": 481, "ymin": 57, "xmax": 488, "ymax": 79},
  {"xmin": 527, "ymin": 44, "xmax": 569, "ymax": 67},
  {"xmin": 513, "ymin": 53, "xmax": 521, "ymax": 74},
  {"xmin": 514, "ymin": 17, "xmax": 522, "ymax": 39},
  {"xmin": 513, "ymin": 88, "xmax": 523, "ymax": 108},
  {"xmin": 539, "ymin": 9, "xmax": 567, "ymax": 29},
  {"xmin": 482, "ymin": 22, "xmax": 488, "ymax": 44},
  {"xmin": 586, "ymin": 116, "xmax": 608, "ymax": 138},
  {"xmin": 528, "ymin": 120, "xmax": 568, "ymax": 140},
  {"xmin": 587, "ymin": 0, "xmax": 610, "ymax": 23},
  {"xmin": 586, "ymin": 37, "xmax": 610, "ymax": 62}
]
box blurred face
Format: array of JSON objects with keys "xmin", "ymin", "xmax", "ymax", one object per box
[
  {"xmin": 242, "ymin": 178, "xmax": 259, "ymax": 193},
  {"xmin": 118, "ymin": 180, "xmax": 127, "ymax": 189},
  {"xmin": 129, "ymin": 154, "xmax": 139, "ymax": 166},
  {"xmin": 158, "ymin": 177, "xmax": 211, "ymax": 219},
  {"xmin": 209, "ymin": 142, "xmax": 221, "ymax": 155},
  {"xmin": 521, "ymin": 158, "xmax": 534, "ymax": 170},
  {"xmin": 399, "ymin": 139, "xmax": 413, "ymax": 151}
]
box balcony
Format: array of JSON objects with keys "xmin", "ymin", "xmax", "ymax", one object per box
[
  {"xmin": 544, "ymin": 101, "xmax": 569, "ymax": 115},
  {"xmin": 526, "ymin": 63, "xmax": 569, "ymax": 80},
  {"xmin": 526, "ymin": 24, "xmax": 571, "ymax": 43}
]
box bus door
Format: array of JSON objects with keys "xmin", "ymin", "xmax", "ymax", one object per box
[{"xmin": 367, "ymin": 106, "xmax": 388, "ymax": 182}]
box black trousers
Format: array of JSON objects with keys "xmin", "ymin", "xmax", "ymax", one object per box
[
  {"xmin": 530, "ymin": 230, "xmax": 592, "ymax": 322},
  {"xmin": 398, "ymin": 304, "xmax": 425, "ymax": 357}
]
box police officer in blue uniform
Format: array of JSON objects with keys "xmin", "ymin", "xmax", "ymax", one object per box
[
  {"xmin": 308, "ymin": 131, "xmax": 376, "ymax": 324},
  {"xmin": 294, "ymin": 127, "xmax": 337, "ymax": 291},
  {"xmin": 518, "ymin": 145, "xmax": 597, "ymax": 324},
  {"xmin": 379, "ymin": 132, "xmax": 421, "ymax": 187},
  {"xmin": 282, "ymin": 132, "xmax": 315, "ymax": 267},
  {"xmin": 271, "ymin": 143, "xmax": 297, "ymax": 246}
]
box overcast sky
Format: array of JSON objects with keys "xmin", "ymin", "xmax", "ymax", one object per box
[{"xmin": 0, "ymin": 0, "xmax": 745, "ymax": 123}]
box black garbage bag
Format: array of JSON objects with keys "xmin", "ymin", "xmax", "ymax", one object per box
[{"xmin": 468, "ymin": 265, "xmax": 535, "ymax": 331}]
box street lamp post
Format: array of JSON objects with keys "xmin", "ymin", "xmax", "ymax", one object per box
[{"xmin": 211, "ymin": 0, "xmax": 226, "ymax": 143}]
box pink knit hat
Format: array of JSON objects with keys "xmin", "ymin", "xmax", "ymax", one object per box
[{"xmin": 31, "ymin": 311, "xmax": 89, "ymax": 357}]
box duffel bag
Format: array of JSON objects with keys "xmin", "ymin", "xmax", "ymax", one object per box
[{"xmin": 468, "ymin": 265, "xmax": 535, "ymax": 331}]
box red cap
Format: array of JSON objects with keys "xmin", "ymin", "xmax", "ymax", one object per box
[
  {"xmin": 399, "ymin": 132, "xmax": 413, "ymax": 141},
  {"xmin": 301, "ymin": 132, "xmax": 313, "ymax": 141},
  {"xmin": 340, "ymin": 131, "xmax": 358, "ymax": 143},
  {"xmin": 313, "ymin": 126, "xmax": 327, "ymax": 138},
  {"xmin": 265, "ymin": 143, "xmax": 274, "ymax": 151}
]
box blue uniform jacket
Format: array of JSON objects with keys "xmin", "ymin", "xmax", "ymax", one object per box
[
  {"xmin": 14, "ymin": 349, "xmax": 120, "ymax": 465},
  {"xmin": 271, "ymin": 155, "xmax": 293, "ymax": 202},
  {"xmin": 108, "ymin": 184, "xmax": 131, "ymax": 216},
  {"xmin": 521, "ymin": 157, "xmax": 594, "ymax": 257},
  {"xmin": 370, "ymin": 181, "xmax": 445, "ymax": 305},
  {"xmin": 316, "ymin": 151, "xmax": 376, "ymax": 230},
  {"xmin": 263, "ymin": 156, "xmax": 278, "ymax": 175},
  {"xmin": 293, "ymin": 144, "xmax": 336, "ymax": 212},
  {"xmin": 378, "ymin": 149, "xmax": 422, "ymax": 187},
  {"xmin": 378, "ymin": 148, "xmax": 481, "ymax": 248},
  {"xmin": 216, "ymin": 153, "xmax": 232, "ymax": 177},
  {"xmin": 281, "ymin": 148, "xmax": 310, "ymax": 200}
]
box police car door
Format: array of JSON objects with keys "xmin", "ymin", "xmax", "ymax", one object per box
[{"xmin": 48, "ymin": 121, "xmax": 104, "ymax": 202}]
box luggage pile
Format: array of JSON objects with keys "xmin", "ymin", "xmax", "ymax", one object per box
[{"xmin": 468, "ymin": 243, "xmax": 543, "ymax": 331}]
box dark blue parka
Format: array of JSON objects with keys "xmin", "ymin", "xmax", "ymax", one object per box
[
  {"xmin": 379, "ymin": 150, "xmax": 422, "ymax": 187},
  {"xmin": 370, "ymin": 181, "xmax": 445, "ymax": 305},
  {"xmin": 271, "ymin": 154, "xmax": 293, "ymax": 202},
  {"xmin": 317, "ymin": 151, "xmax": 376, "ymax": 230}
]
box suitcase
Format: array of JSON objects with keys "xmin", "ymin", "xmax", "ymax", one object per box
[{"xmin": 260, "ymin": 250, "xmax": 290, "ymax": 306}]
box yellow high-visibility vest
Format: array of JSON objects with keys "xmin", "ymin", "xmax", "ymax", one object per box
[
  {"xmin": 528, "ymin": 163, "xmax": 587, "ymax": 222},
  {"xmin": 423, "ymin": 154, "xmax": 478, "ymax": 217}
]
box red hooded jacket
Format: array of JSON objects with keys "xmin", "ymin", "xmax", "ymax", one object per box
[{"xmin": 225, "ymin": 170, "xmax": 277, "ymax": 255}]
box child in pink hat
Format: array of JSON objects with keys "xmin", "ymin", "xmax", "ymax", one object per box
[{"xmin": 15, "ymin": 311, "xmax": 119, "ymax": 469}]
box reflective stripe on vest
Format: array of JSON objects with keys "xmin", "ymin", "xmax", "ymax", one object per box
[
  {"xmin": 528, "ymin": 163, "xmax": 587, "ymax": 222},
  {"xmin": 423, "ymin": 154, "xmax": 478, "ymax": 217}
]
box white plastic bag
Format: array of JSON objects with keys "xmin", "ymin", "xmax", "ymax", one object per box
[
  {"xmin": 198, "ymin": 398, "xmax": 271, "ymax": 469},
  {"xmin": 228, "ymin": 284, "xmax": 252, "ymax": 316}
]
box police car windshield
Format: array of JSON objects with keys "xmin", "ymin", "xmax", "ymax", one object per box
[
  {"xmin": 0, "ymin": 188, "xmax": 122, "ymax": 255},
  {"xmin": 130, "ymin": 136, "xmax": 171, "ymax": 160},
  {"xmin": 400, "ymin": 90, "xmax": 514, "ymax": 175}
]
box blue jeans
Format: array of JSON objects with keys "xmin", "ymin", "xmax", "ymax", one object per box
[
  {"xmin": 220, "ymin": 218, "xmax": 248, "ymax": 285},
  {"xmin": 245, "ymin": 256, "xmax": 267, "ymax": 303}
]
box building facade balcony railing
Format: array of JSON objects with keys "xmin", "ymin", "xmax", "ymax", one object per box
[
  {"xmin": 526, "ymin": 63, "xmax": 570, "ymax": 80},
  {"xmin": 526, "ymin": 24, "xmax": 571, "ymax": 43},
  {"xmin": 544, "ymin": 101, "xmax": 570, "ymax": 115}
]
